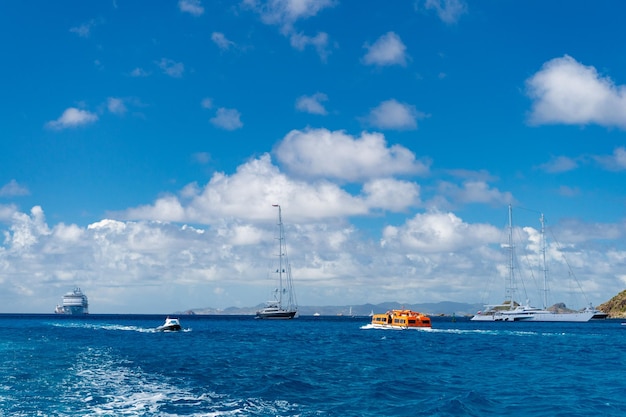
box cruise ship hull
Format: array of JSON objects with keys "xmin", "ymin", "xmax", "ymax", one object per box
[{"xmin": 55, "ymin": 288, "xmax": 89, "ymax": 315}]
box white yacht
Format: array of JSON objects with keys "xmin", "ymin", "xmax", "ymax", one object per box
[
  {"xmin": 472, "ymin": 302, "xmax": 593, "ymax": 322},
  {"xmin": 472, "ymin": 206, "xmax": 593, "ymax": 323},
  {"xmin": 256, "ymin": 205, "xmax": 298, "ymax": 319},
  {"xmin": 55, "ymin": 287, "xmax": 89, "ymax": 315}
]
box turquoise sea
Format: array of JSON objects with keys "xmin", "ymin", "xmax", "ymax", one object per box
[{"xmin": 1, "ymin": 314, "xmax": 625, "ymax": 416}]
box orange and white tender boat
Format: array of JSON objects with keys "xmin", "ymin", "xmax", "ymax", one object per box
[{"xmin": 371, "ymin": 309, "xmax": 431, "ymax": 329}]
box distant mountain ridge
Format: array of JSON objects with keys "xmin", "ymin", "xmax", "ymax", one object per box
[
  {"xmin": 179, "ymin": 301, "xmax": 484, "ymax": 317},
  {"xmin": 179, "ymin": 291, "xmax": 626, "ymax": 318}
]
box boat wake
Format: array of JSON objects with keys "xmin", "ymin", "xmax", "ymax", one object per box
[
  {"xmin": 55, "ymin": 347, "xmax": 301, "ymax": 416},
  {"xmin": 360, "ymin": 324, "xmax": 432, "ymax": 331},
  {"xmin": 361, "ymin": 324, "xmax": 570, "ymax": 338},
  {"xmin": 50, "ymin": 322, "xmax": 191, "ymax": 333}
]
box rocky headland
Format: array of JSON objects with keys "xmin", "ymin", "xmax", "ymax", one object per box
[{"xmin": 597, "ymin": 289, "xmax": 626, "ymax": 318}]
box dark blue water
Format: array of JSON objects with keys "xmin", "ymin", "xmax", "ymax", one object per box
[{"xmin": 1, "ymin": 314, "xmax": 624, "ymax": 416}]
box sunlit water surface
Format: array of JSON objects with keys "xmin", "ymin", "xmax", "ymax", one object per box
[{"xmin": 1, "ymin": 314, "xmax": 624, "ymax": 416}]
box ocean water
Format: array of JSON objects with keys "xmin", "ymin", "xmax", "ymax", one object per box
[{"xmin": 1, "ymin": 314, "xmax": 625, "ymax": 417}]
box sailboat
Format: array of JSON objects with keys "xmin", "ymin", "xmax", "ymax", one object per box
[
  {"xmin": 471, "ymin": 205, "xmax": 594, "ymax": 322},
  {"xmin": 256, "ymin": 204, "xmax": 298, "ymax": 319}
]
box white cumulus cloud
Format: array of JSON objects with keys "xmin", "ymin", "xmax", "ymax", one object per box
[
  {"xmin": 45, "ymin": 108, "xmax": 98, "ymax": 130},
  {"xmin": 274, "ymin": 128, "xmax": 430, "ymax": 181},
  {"xmin": 120, "ymin": 153, "xmax": 369, "ymax": 223},
  {"xmin": 526, "ymin": 55, "xmax": 626, "ymax": 129},
  {"xmin": 210, "ymin": 108, "xmax": 243, "ymax": 130},
  {"xmin": 382, "ymin": 211, "xmax": 499, "ymax": 253},
  {"xmin": 179, "ymin": 0, "xmax": 204, "ymax": 16},
  {"xmin": 295, "ymin": 93, "xmax": 328, "ymax": 115},
  {"xmin": 363, "ymin": 178, "xmax": 421, "ymax": 211},
  {"xmin": 362, "ymin": 32, "xmax": 408, "ymax": 67},
  {"xmin": 365, "ymin": 99, "xmax": 424, "ymax": 130}
]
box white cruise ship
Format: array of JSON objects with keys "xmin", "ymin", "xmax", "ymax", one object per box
[{"xmin": 54, "ymin": 288, "xmax": 89, "ymax": 315}]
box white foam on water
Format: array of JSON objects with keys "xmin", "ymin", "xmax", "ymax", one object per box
[
  {"xmin": 59, "ymin": 347, "xmax": 299, "ymax": 416},
  {"xmin": 49, "ymin": 321, "xmax": 191, "ymax": 333}
]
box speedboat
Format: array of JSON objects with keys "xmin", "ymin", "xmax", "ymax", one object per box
[
  {"xmin": 156, "ymin": 317, "xmax": 182, "ymax": 331},
  {"xmin": 371, "ymin": 309, "xmax": 431, "ymax": 329}
]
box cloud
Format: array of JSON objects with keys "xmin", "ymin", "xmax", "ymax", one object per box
[
  {"xmin": 274, "ymin": 128, "xmax": 430, "ymax": 181},
  {"xmin": 436, "ymin": 180, "xmax": 513, "ymax": 206},
  {"xmin": 210, "ymin": 108, "xmax": 243, "ymax": 130},
  {"xmin": 157, "ymin": 58, "xmax": 185, "ymax": 78},
  {"xmin": 179, "ymin": 0, "xmax": 204, "ymax": 16},
  {"xmin": 244, "ymin": 0, "xmax": 335, "ymax": 31},
  {"xmin": 593, "ymin": 147, "xmax": 626, "ymax": 171},
  {"xmin": 0, "ymin": 180, "xmax": 30, "ymax": 197},
  {"xmin": 243, "ymin": 0, "xmax": 335, "ymax": 60},
  {"xmin": 130, "ymin": 67, "xmax": 150, "ymax": 77},
  {"xmin": 120, "ymin": 153, "xmax": 370, "ymax": 223},
  {"xmin": 45, "ymin": 108, "xmax": 98, "ymax": 130},
  {"xmin": 363, "ymin": 178, "xmax": 421, "ymax": 211},
  {"xmin": 2, "ymin": 196, "xmax": 625, "ymax": 313},
  {"xmin": 362, "ymin": 32, "xmax": 408, "ymax": 67},
  {"xmin": 295, "ymin": 93, "xmax": 328, "ymax": 115},
  {"xmin": 107, "ymin": 97, "xmax": 127, "ymax": 115},
  {"xmin": 526, "ymin": 55, "xmax": 626, "ymax": 129},
  {"xmin": 382, "ymin": 211, "xmax": 500, "ymax": 253},
  {"xmin": 365, "ymin": 99, "xmax": 425, "ymax": 130},
  {"xmin": 422, "ymin": 0, "xmax": 468, "ymax": 24},
  {"xmin": 201, "ymin": 98, "xmax": 213, "ymax": 109},
  {"xmin": 538, "ymin": 155, "xmax": 580, "ymax": 173},
  {"xmin": 70, "ymin": 19, "xmax": 100, "ymax": 38},
  {"xmin": 7, "ymin": 206, "xmax": 50, "ymax": 250},
  {"xmin": 289, "ymin": 32, "xmax": 331, "ymax": 61},
  {"xmin": 0, "ymin": 204, "xmax": 18, "ymax": 222},
  {"xmin": 192, "ymin": 152, "xmax": 211, "ymax": 164},
  {"xmin": 211, "ymin": 32, "xmax": 236, "ymax": 51}
]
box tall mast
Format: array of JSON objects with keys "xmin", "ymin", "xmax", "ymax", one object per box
[
  {"xmin": 540, "ymin": 212, "xmax": 548, "ymax": 309},
  {"xmin": 273, "ymin": 204, "xmax": 283, "ymax": 305},
  {"xmin": 507, "ymin": 204, "xmax": 514, "ymax": 310}
]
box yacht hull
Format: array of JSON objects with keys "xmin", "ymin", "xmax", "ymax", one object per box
[
  {"xmin": 471, "ymin": 310, "xmax": 594, "ymax": 322},
  {"xmin": 255, "ymin": 309, "xmax": 297, "ymax": 319}
]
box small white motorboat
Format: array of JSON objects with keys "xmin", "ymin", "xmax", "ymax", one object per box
[{"xmin": 156, "ymin": 317, "xmax": 182, "ymax": 331}]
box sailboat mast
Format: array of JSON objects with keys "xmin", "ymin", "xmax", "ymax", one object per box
[
  {"xmin": 273, "ymin": 204, "xmax": 283, "ymax": 305},
  {"xmin": 540, "ymin": 213, "xmax": 548, "ymax": 309},
  {"xmin": 507, "ymin": 204, "xmax": 515, "ymax": 310}
]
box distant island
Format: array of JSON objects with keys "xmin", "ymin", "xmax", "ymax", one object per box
[
  {"xmin": 178, "ymin": 290, "xmax": 626, "ymax": 318},
  {"xmin": 179, "ymin": 301, "xmax": 484, "ymax": 317}
]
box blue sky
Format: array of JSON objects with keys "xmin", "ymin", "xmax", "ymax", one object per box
[{"xmin": 1, "ymin": 0, "xmax": 626, "ymax": 313}]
